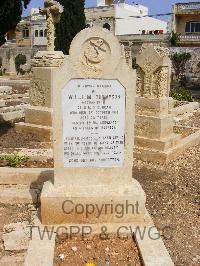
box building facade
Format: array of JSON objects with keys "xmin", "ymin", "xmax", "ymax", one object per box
[
  {"xmin": 85, "ymin": 0, "xmax": 168, "ymax": 36},
  {"xmin": 172, "ymin": 2, "xmax": 200, "ymax": 46},
  {"xmin": 5, "ymin": 8, "xmax": 47, "ymax": 49},
  {"xmin": 30, "ymin": 8, "xmax": 47, "ymax": 48}
]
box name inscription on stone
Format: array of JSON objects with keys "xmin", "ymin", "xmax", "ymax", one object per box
[{"xmin": 62, "ymin": 79, "xmax": 125, "ymax": 167}]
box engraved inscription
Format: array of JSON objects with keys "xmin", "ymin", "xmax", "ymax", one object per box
[{"xmin": 62, "ymin": 79, "xmax": 125, "ymax": 167}]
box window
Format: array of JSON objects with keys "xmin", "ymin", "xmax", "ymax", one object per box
[
  {"xmin": 22, "ymin": 28, "xmax": 29, "ymax": 38},
  {"xmin": 185, "ymin": 21, "xmax": 200, "ymax": 33},
  {"xmin": 39, "ymin": 30, "xmax": 44, "ymax": 37},
  {"xmin": 35, "ymin": 30, "xmax": 38, "ymax": 37},
  {"xmin": 103, "ymin": 23, "xmax": 111, "ymax": 31},
  {"xmin": 44, "ymin": 29, "xmax": 47, "ymax": 37}
]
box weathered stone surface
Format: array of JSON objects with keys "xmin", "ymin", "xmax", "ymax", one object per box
[
  {"xmin": 0, "ymin": 84, "xmax": 28, "ymax": 123},
  {"xmin": 40, "ymin": 0, "xmax": 63, "ymax": 51},
  {"xmin": 31, "ymin": 51, "xmax": 65, "ymax": 68},
  {"xmin": 0, "ymin": 86, "xmax": 12, "ymax": 95},
  {"xmin": 24, "ymin": 226, "xmax": 56, "ymax": 266},
  {"xmin": 0, "ymin": 254, "xmax": 25, "ymax": 266},
  {"xmin": 0, "ymin": 185, "xmax": 39, "ymax": 204},
  {"xmin": 17, "ymin": 51, "xmax": 64, "ymax": 137},
  {"xmin": 0, "ymin": 168, "xmax": 53, "ymax": 185},
  {"xmin": 136, "ymin": 44, "xmax": 171, "ymax": 98},
  {"xmin": 134, "ymin": 44, "xmax": 199, "ymax": 163},
  {"xmin": 16, "ymin": 122, "xmax": 52, "ymax": 140},
  {"xmin": 25, "ymin": 106, "xmax": 52, "ymax": 126},
  {"xmin": 3, "ymin": 222, "xmax": 30, "ymax": 251}
]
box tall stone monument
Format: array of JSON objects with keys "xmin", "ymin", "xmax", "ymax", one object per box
[
  {"xmin": 134, "ymin": 44, "xmax": 182, "ymax": 162},
  {"xmin": 40, "ymin": 0, "xmax": 63, "ymax": 51},
  {"xmin": 41, "ymin": 27, "xmax": 146, "ymax": 225},
  {"xmin": 16, "ymin": 0, "xmax": 64, "ymax": 139}
]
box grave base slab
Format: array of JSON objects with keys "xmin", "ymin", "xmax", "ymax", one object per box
[
  {"xmin": 25, "ymin": 106, "xmax": 52, "ymax": 126},
  {"xmin": 40, "ymin": 179, "xmax": 146, "ymax": 225},
  {"xmin": 135, "ymin": 128, "xmax": 200, "ymax": 163},
  {"xmin": 15, "ymin": 122, "xmax": 52, "ymax": 140}
]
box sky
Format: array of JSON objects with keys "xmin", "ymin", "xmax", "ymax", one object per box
[{"xmin": 24, "ymin": 0, "xmax": 195, "ymax": 19}]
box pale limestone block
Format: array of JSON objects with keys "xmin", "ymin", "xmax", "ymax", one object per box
[
  {"xmin": 136, "ymin": 44, "xmax": 171, "ymax": 98},
  {"xmin": 25, "ymin": 106, "xmax": 52, "ymax": 126},
  {"xmin": 3, "ymin": 222, "xmax": 30, "ymax": 251}
]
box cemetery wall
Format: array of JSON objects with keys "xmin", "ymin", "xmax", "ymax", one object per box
[
  {"xmin": 131, "ymin": 44, "xmax": 200, "ymax": 86},
  {"xmin": 169, "ymin": 47, "xmax": 200, "ymax": 83}
]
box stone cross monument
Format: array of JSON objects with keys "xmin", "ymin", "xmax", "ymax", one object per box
[
  {"xmin": 40, "ymin": 0, "xmax": 63, "ymax": 51},
  {"xmin": 134, "ymin": 44, "xmax": 182, "ymax": 163}
]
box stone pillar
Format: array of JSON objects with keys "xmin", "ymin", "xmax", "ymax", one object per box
[
  {"xmin": 15, "ymin": 51, "xmax": 65, "ymax": 139},
  {"xmin": 15, "ymin": 0, "xmax": 64, "ymax": 139},
  {"xmin": 134, "ymin": 44, "xmax": 181, "ymax": 163}
]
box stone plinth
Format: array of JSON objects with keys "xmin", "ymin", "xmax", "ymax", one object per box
[
  {"xmin": 41, "ymin": 180, "xmax": 146, "ymax": 225},
  {"xmin": 15, "ymin": 51, "xmax": 64, "ymax": 140}
]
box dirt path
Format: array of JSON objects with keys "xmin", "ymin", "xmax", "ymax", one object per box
[{"xmin": 133, "ymin": 110, "xmax": 200, "ymax": 266}]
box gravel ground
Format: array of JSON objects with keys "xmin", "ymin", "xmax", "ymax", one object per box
[
  {"xmin": 54, "ymin": 235, "xmax": 142, "ymax": 266},
  {"xmin": 133, "ymin": 110, "xmax": 200, "ymax": 266},
  {"xmin": 0, "ymin": 123, "xmax": 51, "ymax": 149},
  {"xmin": 176, "ymin": 110, "xmax": 200, "ymax": 128}
]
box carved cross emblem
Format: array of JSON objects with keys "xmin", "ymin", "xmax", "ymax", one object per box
[{"xmin": 40, "ymin": 0, "xmax": 63, "ymax": 51}]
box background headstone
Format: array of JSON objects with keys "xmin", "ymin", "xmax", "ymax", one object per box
[{"xmin": 134, "ymin": 44, "xmax": 189, "ymax": 163}]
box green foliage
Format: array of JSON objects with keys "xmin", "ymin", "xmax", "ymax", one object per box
[
  {"xmin": 170, "ymin": 31, "xmax": 180, "ymax": 47},
  {"xmin": 0, "ymin": 155, "xmax": 29, "ymax": 167},
  {"xmin": 55, "ymin": 0, "xmax": 86, "ymax": 54},
  {"xmin": 132, "ymin": 57, "xmax": 138, "ymax": 69},
  {"xmin": 0, "ymin": 69, "xmax": 6, "ymax": 76},
  {"xmin": 170, "ymin": 87, "xmax": 193, "ymax": 102},
  {"xmin": 0, "ymin": 57, "xmax": 5, "ymax": 76},
  {"xmin": 0, "ymin": 0, "xmax": 31, "ymax": 46},
  {"xmin": 170, "ymin": 52, "xmax": 191, "ymax": 82},
  {"xmin": 15, "ymin": 54, "xmax": 26, "ymax": 74}
]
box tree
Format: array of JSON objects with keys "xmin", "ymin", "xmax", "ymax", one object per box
[
  {"xmin": 15, "ymin": 54, "xmax": 26, "ymax": 74},
  {"xmin": 0, "ymin": 0, "xmax": 30, "ymax": 46},
  {"xmin": 170, "ymin": 31, "xmax": 180, "ymax": 47},
  {"xmin": 55, "ymin": 0, "xmax": 86, "ymax": 54},
  {"xmin": 170, "ymin": 52, "xmax": 191, "ymax": 82}
]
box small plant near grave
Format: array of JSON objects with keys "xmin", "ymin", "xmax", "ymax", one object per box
[
  {"xmin": 15, "ymin": 54, "xmax": 27, "ymax": 75},
  {"xmin": 0, "ymin": 154, "xmax": 29, "ymax": 167},
  {"xmin": 132, "ymin": 57, "xmax": 138, "ymax": 69},
  {"xmin": 170, "ymin": 87, "xmax": 193, "ymax": 102},
  {"xmin": 170, "ymin": 31, "xmax": 180, "ymax": 47},
  {"xmin": 170, "ymin": 52, "xmax": 191, "ymax": 83},
  {"xmin": 0, "ymin": 57, "xmax": 3, "ymax": 76}
]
